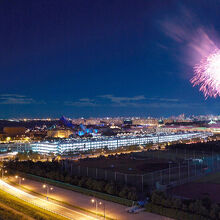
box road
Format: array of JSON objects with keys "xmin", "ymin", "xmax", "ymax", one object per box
[
  {"xmin": 0, "ymin": 152, "xmax": 17, "ymax": 161},
  {"xmin": 0, "ymin": 179, "xmax": 98, "ymax": 220},
  {"xmin": 7, "ymin": 176, "xmax": 172, "ymax": 220}
]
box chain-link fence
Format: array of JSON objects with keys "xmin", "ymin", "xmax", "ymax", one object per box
[{"xmin": 62, "ymin": 151, "xmax": 220, "ymax": 192}]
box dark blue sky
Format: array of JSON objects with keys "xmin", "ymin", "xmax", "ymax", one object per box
[{"xmin": 1, "ymin": 0, "xmax": 220, "ymax": 118}]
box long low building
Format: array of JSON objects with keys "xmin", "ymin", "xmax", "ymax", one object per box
[{"xmin": 31, "ymin": 132, "xmax": 212, "ymax": 155}]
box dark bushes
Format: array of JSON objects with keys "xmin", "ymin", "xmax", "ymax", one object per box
[
  {"xmin": 147, "ymin": 191, "xmax": 220, "ymax": 220},
  {"xmin": 5, "ymin": 160, "xmax": 138, "ymax": 201}
]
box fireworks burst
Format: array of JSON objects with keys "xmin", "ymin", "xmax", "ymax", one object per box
[{"xmin": 190, "ymin": 49, "xmax": 220, "ymax": 99}]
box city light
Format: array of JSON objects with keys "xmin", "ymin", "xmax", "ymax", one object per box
[{"xmin": 32, "ymin": 132, "xmax": 211, "ymax": 154}]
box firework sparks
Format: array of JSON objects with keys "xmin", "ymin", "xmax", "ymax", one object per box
[{"xmin": 190, "ymin": 49, "xmax": 220, "ymax": 99}]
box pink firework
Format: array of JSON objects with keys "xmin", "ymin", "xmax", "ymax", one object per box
[{"xmin": 190, "ymin": 49, "xmax": 220, "ymax": 99}]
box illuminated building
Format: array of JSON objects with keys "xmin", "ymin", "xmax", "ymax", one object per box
[
  {"xmin": 47, "ymin": 129, "xmax": 73, "ymax": 138},
  {"xmin": 85, "ymin": 118, "xmax": 101, "ymax": 125},
  {"xmin": 3, "ymin": 127, "xmax": 26, "ymax": 136},
  {"xmin": 32, "ymin": 132, "xmax": 212, "ymax": 154},
  {"xmin": 132, "ymin": 119, "xmax": 158, "ymax": 126}
]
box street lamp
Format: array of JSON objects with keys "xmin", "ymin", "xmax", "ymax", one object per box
[
  {"xmin": 43, "ymin": 184, "xmax": 53, "ymax": 200},
  {"xmin": 91, "ymin": 198, "xmax": 105, "ymax": 219},
  {"xmin": 91, "ymin": 198, "xmax": 98, "ymax": 217},
  {"xmin": 99, "ymin": 201, "xmax": 106, "ymax": 220},
  {"xmin": 15, "ymin": 175, "xmax": 25, "ymax": 185},
  {"xmin": 0, "ymin": 168, "xmax": 7, "ymax": 179}
]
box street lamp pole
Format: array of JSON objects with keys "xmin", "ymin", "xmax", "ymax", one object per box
[
  {"xmin": 94, "ymin": 199, "xmax": 97, "ymax": 217},
  {"xmin": 91, "ymin": 198, "xmax": 106, "ymax": 219},
  {"xmin": 91, "ymin": 198, "xmax": 98, "ymax": 217},
  {"xmin": 15, "ymin": 176, "xmax": 25, "ymax": 185},
  {"xmin": 46, "ymin": 185, "xmax": 49, "ymax": 200},
  {"xmin": 43, "ymin": 184, "xmax": 53, "ymax": 200},
  {"xmin": 103, "ymin": 202, "xmax": 106, "ymax": 220},
  {"xmin": 99, "ymin": 201, "xmax": 105, "ymax": 220},
  {"xmin": 1, "ymin": 168, "xmax": 7, "ymax": 179}
]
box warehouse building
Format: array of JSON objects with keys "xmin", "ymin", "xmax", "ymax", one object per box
[{"xmin": 31, "ymin": 132, "xmax": 212, "ymax": 155}]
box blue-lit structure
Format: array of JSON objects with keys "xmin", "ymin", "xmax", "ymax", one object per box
[
  {"xmin": 78, "ymin": 131, "xmax": 85, "ymax": 136},
  {"xmin": 60, "ymin": 116, "xmax": 75, "ymax": 129},
  {"xmin": 60, "ymin": 116, "xmax": 99, "ymax": 136}
]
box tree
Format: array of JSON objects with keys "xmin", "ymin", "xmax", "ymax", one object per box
[
  {"xmin": 93, "ymin": 181, "xmax": 106, "ymax": 192},
  {"xmin": 127, "ymin": 191, "xmax": 137, "ymax": 201},
  {"xmin": 71, "ymin": 176, "xmax": 79, "ymax": 185},
  {"xmin": 118, "ymin": 186, "xmax": 129, "ymax": 198},
  {"xmin": 85, "ymin": 178, "xmax": 94, "ymax": 189},
  {"xmin": 104, "ymin": 183, "xmax": 116, "ymax": 195},
  {"xmin": 78, "ymin": 177, "xmax": 87, "ymax": 187},
  {"xmin": 210, "ymin": 204, "xmax": 220, "ymax": 219},
  {"xmin": 151, "ymin": 191, "xmax": 166, "ymax": 206},
  {"xmin": 64, "ymin": 174, "xmax": 71, "ymax": 183}
]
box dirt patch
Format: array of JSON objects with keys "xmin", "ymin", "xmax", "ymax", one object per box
[{"xmin": 76, "ymin": 155, "xmax": 171, "ymax": 174}]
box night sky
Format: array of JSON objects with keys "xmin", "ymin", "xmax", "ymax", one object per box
[{"xmin": 1, "ymin": 0, "xmax": 220, "ymax": 118}]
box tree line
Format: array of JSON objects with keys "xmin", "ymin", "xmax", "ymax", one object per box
[
  {"xmin": 146, "ymin": 191, "xmax": 220, "ymax": 219},
  {"xmin": 5, "ymin": 160, "xmax": 138, "ymax": 201}
]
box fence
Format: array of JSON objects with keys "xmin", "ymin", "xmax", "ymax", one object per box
[{"xmin": 62, "ymin": 151, "xmax": 220, "ymax": 192}]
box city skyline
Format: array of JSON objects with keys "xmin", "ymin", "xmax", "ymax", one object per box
[{"xmin": 1, "ymin": 2, "xmax": 220, "ymax": 219}]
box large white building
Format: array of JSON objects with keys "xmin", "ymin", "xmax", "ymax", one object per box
[{"xmin": 31, "ymin": 132, "xmax": 212, "ymax": 155}]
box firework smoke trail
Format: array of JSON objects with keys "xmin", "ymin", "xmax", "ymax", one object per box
[
  {"xmin": 159, "ymin": 5, "xmax": 220, "ymax": 99},
  {"xmin": 190, "ymin": 49, "xmax": 220, "ymax": 99}
]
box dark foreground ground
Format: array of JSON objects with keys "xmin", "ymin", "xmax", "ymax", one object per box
[
  {"xmin": 168, "ymin": 182, "xmax": 220, "ymax": 203},
  {"xmin": 168, "ymin": 172, "xmax": 220, "ymax": 203}
]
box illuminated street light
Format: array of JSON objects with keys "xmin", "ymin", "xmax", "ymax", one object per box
[
  {"xmin": 42, "ymin": 184, "xmax": 53, "ymax": 200},
  {"xmin": 91, "ymin": 198, "xmax": 106, "ymax": 219},
  {"xmin": 1, "ymin": 168, "xmax": 7, "ymax": 179},
  {"xmin": 91, "ymin": 198, "xmax": 97, "ymax": 217},
  {"xmin": 100, "ymin": 201, "xmax": 106, "ymax": 219},
  {"xmin": 15, "ymin": 175, "xmax": 25, "ymax": 185}
]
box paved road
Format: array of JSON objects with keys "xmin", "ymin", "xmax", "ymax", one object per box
[
  {"xmin": 0, "ymin": 179, "xmax": 98, "ymax": 220},
  {"xmin": 8, "ymin": 176, "xmax": 172, "ymax": 220}
]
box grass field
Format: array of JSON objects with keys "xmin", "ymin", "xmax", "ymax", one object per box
[
  {"xmin": 78, "ymin": 152, "xmax": 175, "ymax": 174},
  {"xmin": 0, "ymin": 202, "xmax": 27, "ymax": 220},
  {"xmin": 79, "ymin": 157, "xmax": 170, "ymax": 174},
  {"xmin": 0, "ymin": 189, "xmax": 68, "ymax": 220},
  {"xmin": 169, "ymin": 172, "xmax": 220, "ymax": 203},
  {"xmin": 78, "ymin": 150, "xmax": 205, "ymax": 174},
  {"xmin": 196, "ymin": 171, "xmax": 220, "ymax": 184}
]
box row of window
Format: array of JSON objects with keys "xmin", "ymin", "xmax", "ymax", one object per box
[{"xmin": 32, "ymin": 132, "xmax": 211, "ymax": 154}]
